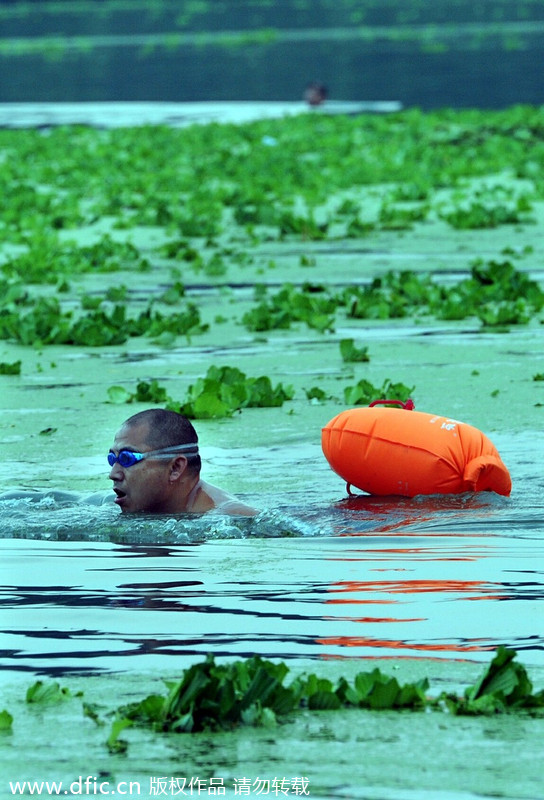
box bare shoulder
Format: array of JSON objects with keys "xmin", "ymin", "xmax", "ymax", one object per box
[
  {"xmin": 195, "ymin": 481, "xmax": 259, "ymax": 517},
  {"xmin": 219, "ymin": 500, "xmax": 259, "ymax": 517}
]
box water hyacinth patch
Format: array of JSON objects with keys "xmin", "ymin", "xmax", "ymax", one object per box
[
  {"xmin": 6, "ymin": 649, "xmax": 543, "ymax": 754},
  {"xmin": 172, "ymin": 366, "xmax": 295, "ymax": 419},
  {"xmin": 277, "ymin": 209, "xmax": 329, "ymax": 240},
  {"xmin": 243, "ymin": 283, "xmax": 338, "ymax": 333},
  {"xmin": 340, "ymin": 271, "xmax": 445, "ymax": 320},
  {"xmin": 0, "ymin": 297, "xmax": 207, "ymax": 348},
  {"xmin": 235, "ymin": 259, "xmax": 543, "ymax": 331},
  {"xmin": 478, "ymin": 299, "xmax": 532, "ymax": 328},
  {"xmin": 141, "ymin": 303, "xmax": 209, "ymax": 341},
  {"xmin": 343, "ymin": 378, "xmax": 415, "ymax": 407},
  {"xmin": 107, "ymin": 367, "xmax": 295, "ymax": 419},
  {"xmin": 101, "ymin": 647, "xmax": 543, "ymax": 749},
  {"xmin": 108, "ymin": 654, "xmax": 430, "ymax": 742},
  {"xmin": 1, "ymin": 181, "xmax": 85, "ymax": 233},
  {"xmin": 158, "ymin": 236, "xmax": 201, "ymax": 259},
  {"xmin": 304, "ymin": 386, "xmax": 332, "ymax": 403},
  {"xmin": 0, "ymin": 256, "xmax": 540, "ymax": 349},
  {"xmin": 440, "ymin": 646, "xmax": 544, "ymax": 716},
  {"xmin": 337, "ymin": 260, "xmax": 544, "ymax": 325},
  {"xmin": 378, "ymin": 201, "xmax": 430, "ymax": 230},
  {"xmin": 3, "ymin": 106, "xmax": 544, "ymax": 249},
  {"xmin": 0, "ymin": 359, "xmax": 21, "ymax": 375},
  {"xmin": 1, "ymin": 232, "xmax": 150, "ymax": 285},
  {"xmin": 438, "ymin": 185, "xmax": 534, "ymax": 229},
  {"xmin": 107, "ymin": 380, "xmax": 170, "ymax": 406}
]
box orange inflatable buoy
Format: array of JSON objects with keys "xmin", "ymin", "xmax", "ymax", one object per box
[{"xmin": 321, "ymin": 400, "xmax": 511, "ymax": 497}]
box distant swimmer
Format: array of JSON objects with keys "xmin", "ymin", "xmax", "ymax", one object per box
[
  {"xmin": 108, "ymin": 408, "xmax": 258, "ymax": 516},
  {"xmin": 304, "ymin": 82, "xmax": 328, "ymax": 106}
]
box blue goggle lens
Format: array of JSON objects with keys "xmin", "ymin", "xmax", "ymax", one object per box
[
  {"xmin": 107, "ymin": 450, "xmax": 142, "ymax": 468},
  {"xmin": 108, "ymin": 443, "xmax": 198, "ymax": 469}
]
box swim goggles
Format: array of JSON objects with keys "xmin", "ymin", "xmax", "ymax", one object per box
[{"xmin": 107, "ymin": 443, "xmax": 199, "ymax": 469}]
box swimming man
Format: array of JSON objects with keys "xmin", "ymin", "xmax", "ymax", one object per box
[{"xmin": 108, "ymin": 408, "xmax": 258, "ymax": 516}]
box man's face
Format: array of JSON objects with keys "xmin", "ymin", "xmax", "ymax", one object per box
[{"xmin": 108, "ymin": 421, "xmax": 172, "ymax": 513}]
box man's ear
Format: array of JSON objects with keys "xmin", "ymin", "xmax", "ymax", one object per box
[{"xmin": 168, "ymin": 456, "xmax": 188, "ymax": 482}]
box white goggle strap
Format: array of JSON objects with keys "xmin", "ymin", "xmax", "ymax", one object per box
[{"xmin": 146, "ymin": 443, "xmax": 199, "ymax": 459}]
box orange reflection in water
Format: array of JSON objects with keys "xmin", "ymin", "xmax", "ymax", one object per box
[
  {"xmin": 318, "ymin": 578, "xmax": 506, "ymax": 654},
  {"xmin": 325, "ymin": 579, "xmax": 503, "ymax": 597},
  {"xmin": 316, "ymin": 635, "xmax": 491, "ymax": 653},
  {"xmin": 328, "ymin": 547, "xmax": 479, "ymax": 562},
  {"xmin": 327, "ymin": 598, "xmax": 396, "ymax": 604},
  {"xmin": 334, "ymin": 493, "xmax": 495, "ymax": 536},
  {"xmin": 325, "ymin": 616, "xmax": 426, "ymax": 624}
]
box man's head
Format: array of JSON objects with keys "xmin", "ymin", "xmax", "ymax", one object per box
[
  {"xmin": 304, "ymin": 82, "xmax": 328, "ymax": 106},
  {"xmin": 108, "ymin": 409, "xmax": 201, "ymax": 513}
]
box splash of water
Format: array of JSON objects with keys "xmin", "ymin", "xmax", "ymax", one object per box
[{"xmin": 0, "ymin": 490, "xmax": 320, "ymax": 543}]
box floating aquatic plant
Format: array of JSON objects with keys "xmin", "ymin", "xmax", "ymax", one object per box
[
  {"xmin": 172, "ymin": 366, "xmax": 295, "ymax": 419},
  {"xmin": 339, "ymin": 338, "xmax": 370, "ymax": 363},
  {"xmin": 343, "ymin": 378, "xmax": 415, "ymax": 406},
  {"xmin": 378, "ymin": 201, "xmax": 430, "ymax": 230},
  {"xmin": 0, "ymin": 296, "xmax": 207, "ymax": 347},
  {"xmin": 438, "ymin": 185, "xmax": 534, "ymax": 229},
  {"xmin": 0, "ymin": 710, "xmax": 13, "ymax": 731},
  {"xmin": 0, "ymin": 360, "xmax": 21, "ymax": 375},
  {"xmin": 243, "ymin": 283, "xmax": 337, "ymax": 333},
  {"xmin": 6, "ymin": 648, "xmax": 543, "ymax": 754},
  {"xmin": 26, "ymin": 680, "xmax": 77, "ymax": 704},
  {"xmin": 1, "ymin": 233, "xmax": 150, "ymax": 285},
  {"xmin": 107, "ymin": 366, "xmax": 295, "ymax": 419},
  {"xmin": 107, "ymin": 380, "xmax": 170, "ymax": 406},
  {"xmin": 104, "ymin": 646, "xmax": 544, "ymax": 751}
]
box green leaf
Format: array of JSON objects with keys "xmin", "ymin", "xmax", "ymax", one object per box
[
  {"xmin": 106, "ymin": 285, "xmax": 128, "ymax": 302},
  {"xmin": 367, "ymin": 677, "xmax": 401, "ymax": 710},
  {"xmin": 134, "ymin": 380, "xmax": 170, "ymax": 404},
  {"xmin": 241, "ymin": 704, "xmax": 277, "ymax": 728},
  {"xmin": 339, "ymin": 338, "xmax": 370, "ymax": 363},
  {"xmin": 80, "ymin": 294, "xmax": 102, "ymax": 310},
  {"xmin": 82, "ymin": 702, "xmax": 104, "ymax": 727},
  {"xmin": 240, "ymin": 667, "xmax": 280, "ymax": 710},
  {"xmin": 467, "ymin": 646, "xmax": 533, "ymax": 706},
  {"xmin": 26, "ymin": 680, "xmax": 72, "ymax": 704},
  {"xmin": 149, "ymin": 330, "xmax": 178, "ymax": 348},
  {"xmin": 344, "ymin": 378, "xmax": 377, "ymax": 406},
  {"xmin": 304, "ymin": 386, "xmax": 328, "ymax": 402},
  {"xmin": 344, "ymin": 378, "xmax": 415, "ymax": 407},
  {"xmin": 0, "ymin": 360, "xmax": 22, "ymax": 375},
  {"xmin": 169, "ymin": 711, "xmax": 195, "ymax": 733},
  {"xmin": 106, "ymin": 717, "xmax": 132, "ymax": 754},
  {"xmin": 163, "ymin": 667, "xmax": 212, "ymax": 722},
  {"xmin": 192, "ymin": 392, "xmax": 233, "ymax": 419},
  {"xmin": 396, "ymin": 679, "xmax": 429, "ymax": 708},
  {"xmin": 107, "ymin": 385, "xmax": 133, "ymax": 404},
  {"xmin": 0, "ymin": 710, "xmax": 13, "ymax": 731},
  {"xmin": 334, "ymin": 677, "xmax": 360, "ymax": 706},
  {"xmin": 354, "ymin": 669, "xmax": 387, "ymax": 702},
  {"xmin": 308, "ymin": 691, "xmax": 342, "ymax": 710},
  {"xmin": 269, "ymin": 685, "xmax": 298, "ymax": 716}
]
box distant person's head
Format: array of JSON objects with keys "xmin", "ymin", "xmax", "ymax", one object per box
[
  {"xmin": 304, "ymin": 82, "xmax": 328, "ymax": 106},
  {"xmin": 108, "ymin": 408, "xmax": 201, "ymax": 513}
]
